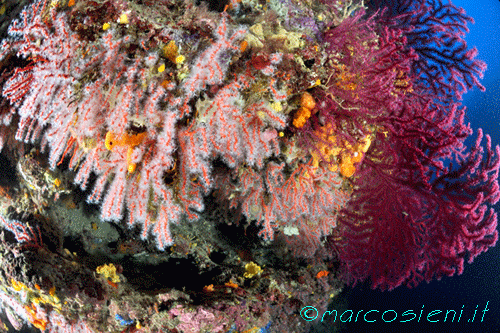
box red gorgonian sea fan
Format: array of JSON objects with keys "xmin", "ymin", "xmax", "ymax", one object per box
[{"xmin": 0, "ymin": 0, "xmax": 350, "ymax": 254}]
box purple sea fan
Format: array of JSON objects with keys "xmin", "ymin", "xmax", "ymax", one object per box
[
  {"xmin": 323, "ymin": 0, "xmax": 498, "ymax": 291},
  {"xmin": 367, "ymin": 0, "xmax": 487, "ymax": 100},
  {"xmin": 332, "ymin": 124, "xmax": 499, "ymax": 291},
  {"xmin": 296, "ymin": 7, "xmax": 417, "ymax": 167},
  {"xmin": 329, "ymin": 68, "xmax": 496, "ymax": 291}
]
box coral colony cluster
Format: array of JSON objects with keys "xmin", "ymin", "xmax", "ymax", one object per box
[{"xmin": 0, "ymin": 0, "xmax": 497, "ymax": 331}]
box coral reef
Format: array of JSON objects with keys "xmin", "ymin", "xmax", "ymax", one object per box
[{"xmin": 0, "ymin": 0, "xmax": 496, "ymax": 331}]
